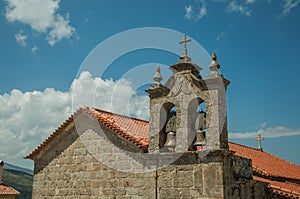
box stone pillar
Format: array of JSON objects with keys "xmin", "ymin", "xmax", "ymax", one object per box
[
  {"xmin": 205, "ymin": 76, "xmax": 228, "ymax": 150},
  {"xmin": 148, "ymin": 99, "xmax": 163, "ymax": 152}
]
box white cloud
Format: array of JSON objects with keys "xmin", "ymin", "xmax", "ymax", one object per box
[
  {"xmin": 184, "ymin": 0, "xmax": 260, "ymax": 19},
  {"xmin": 185, "ymin": 0, "xmax": 300, "ymax": 18},
  {"xmin": 185, "ymin": 5, "xmax": 193, "ymax": 19},
  {"xmin": 47, "ymin": 14, "xmax": 75, "ymax": 46},
  {"xmin": 280, "ymin": 0, "xmax": 300, "ymax": 16},
  {"xmin": 5, "ymin": 0, "xmax": 75, "ymax": 46},
  {"xmin": 5, "ymin": 0, "xmax": 59, "ymax": 32},
  {"xmin": 229, "ymin": 126, "xmax": 300, "ymax": 139},
  {"xmin": 0, "ymin": 88, "xmax": 71, "ymax": 168},
  {"xmin": 245, "ymin": 0, "xmax": 256, "ymax": 4},
  {"xmin": 228, "ymin": 1, "xmax": 252, "ymax": 16},
  {"xmin": 84, "ymin": 18, "xmax": 89, "ymax": 24},
  {"xmin": 31, "ymin": 46, "xmax": 38, "ymax": 53},
  {"xmin": 216, "ymin": 31, "xmax": 227, "ymax": 40},
  {"xmin": 185, "ymin": 0, "xmax": 207, "ymax": 20},
  {"xmin": 260, "ymin": 122, "xmax": 267, "ymax": 129},
  {"xmin": 14, "ymin": 30, "xmax": 27, "ymax": 46},
  {"xmin": 71, "ymin": 71, "xmax": 149, "ymax": 120},
  {"xmin": 197, "ymin": 1, "xmax": 207, "ymax": 19},
  {"xmin": 0, "ymin": 71, "xmax": 149, "ymax": 168}
]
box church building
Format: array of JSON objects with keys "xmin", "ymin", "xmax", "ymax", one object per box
[{"xmin": 25, "ymin": 35, "xmax": 300, "ymax": 199}]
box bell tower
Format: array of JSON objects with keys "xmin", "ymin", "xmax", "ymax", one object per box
[{"xmin": 146, "ymin": 34, "xmax": 230, "ymax": 153}]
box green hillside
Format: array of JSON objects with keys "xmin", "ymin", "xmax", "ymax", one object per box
[{"xmin": 2, "ymin": 168, "xmax": 33, "ymax": 199}]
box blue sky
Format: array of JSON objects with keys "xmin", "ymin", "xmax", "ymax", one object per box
[{"xmin": 0, "ymin": 0, "xmax": 300, "ymax": 169}]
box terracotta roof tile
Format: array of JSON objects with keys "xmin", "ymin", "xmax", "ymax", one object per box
[
  {"xmin": 0, "ymin": 183, "xmax": 20, "ymax": 196},
  {"xmin": 82, "ymin": 107, "xmax": 149, "ymax": 150},
  {"xmin": 25, "ymin": 107, "xmax": 149, "ymax": 159},
  {"xmin": 254, "ymin": 176, "xmax": 300, "ymax": 198},
  {"xmin": 229, "ymin": 142, "xmax": 300, "ymax": 181}
]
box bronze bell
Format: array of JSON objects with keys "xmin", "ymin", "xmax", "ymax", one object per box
[
  {"xmin": 164, "ymin": 131, "xmax": 176, "ymax": 147},
  {"xmin": 194, "ymin": 129, "xmax": 206, "ymax": 146}
]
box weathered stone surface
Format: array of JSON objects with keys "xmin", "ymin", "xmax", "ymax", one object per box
[
  {"xmin": 147, "ymin": 63, "xmax": 229, "ymax": 154},
  {"xmin": 231, "ymin": 155, "xmax": 253, "ymax": 179}
]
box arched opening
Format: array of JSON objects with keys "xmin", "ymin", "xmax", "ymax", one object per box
[
  {"xmin": 159, "ymin": 102, "xmax": 179, "ymax": 152},
  {"xmin": 195, "ymin": 102, "xmax": 207, "ymax": 151},
  {"xmin": 188, "ymin": 98, "xmax": 207, "ymax": 151}
]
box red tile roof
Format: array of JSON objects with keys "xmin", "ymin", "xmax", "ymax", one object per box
[
  {"xmin": 0, "ymin": 183, "xmax": 20, "ymax": 196},
  {"xmin": 229, "ymin": 142, "xmax": 300, "ymax": 182},
  {"xmin": 25, "ymin": 108, "xmax": 300, "ymax": 198},
  {"xmin": 25, "ymin": 107, "xmax": 149, "ymax": 159},
  {"xmin": 229, "ymin": 143, "xmax": 300, "ymax": 198},
  {"xmin": 254, "ymin": 176, "xmax": 300, "ymax": 198},
  {"xmin": 82, "ymin": 107, "xmax": 149, "ymax": 150}
]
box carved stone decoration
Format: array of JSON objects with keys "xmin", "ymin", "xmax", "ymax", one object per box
[
  {"xmin": 170, "ymin": 75, "xmax": 183, "ymax": 96},
  {"xmin": 171, "ymin": 75, "xmax": 192, "ymax": 96},
  {"xmin": 181, "ymin": 76, "xmax": 193, "ymax": 95}
]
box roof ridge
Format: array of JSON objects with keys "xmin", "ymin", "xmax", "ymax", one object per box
[
  {"xmin": 229, "ymin": 141, "xmax": 262, "ymax": 151},
  {"xmin": 89, "ymin": 107, "xmax": 149, "ymax": 123}
]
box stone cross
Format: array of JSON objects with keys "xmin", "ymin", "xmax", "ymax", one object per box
[
  {"xmin": 254, "ymin": 134, "xmax": 265, "ymax": 151},
  {"xmin": 179, "ymin": 34, "xmax": 191, "ymax": 57}
]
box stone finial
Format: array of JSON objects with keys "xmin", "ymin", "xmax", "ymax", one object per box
[
  {"xmin": 209, "ymin": 52, "xmax": 220, "ymax": 70},
  {"xmin": 212, "ymin": 52, "xmax": 216, "ymax": 60},
  {"xmin": 207, "ymin": 52, "xmax": 221, "ymax": 78},
  {"xmin": 153, "ymin": 65, "xmax": 163, "ymax": 85}
]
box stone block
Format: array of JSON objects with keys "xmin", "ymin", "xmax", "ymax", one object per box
[
  {"xmin": 173, "ymin": 171, "xmax": 193, "ymax": 188},
  {"xmin": 74, "ymin": 148, "xmax": 87, "ymax": 156},
  {"xmin": 203, "ymin": 163, "xmax": 223, "ymax": 187},
  {"xmin": 159, "ymin": 188, "xmax": 179, "ymax": 199},
  {"xmin": 157, "ymin": 173, "xmax": 173, "ymax": 188},
  {"xmin": 203, "ymin": 185, "xmax": 224, "ymax": 198},
  {"xmin": 190, "ymin": 188, "xmax": 203, "ymax": 198},
  {"xmin": 194, "ymin": 165, "xmax": 203, "ymax": 188}
]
